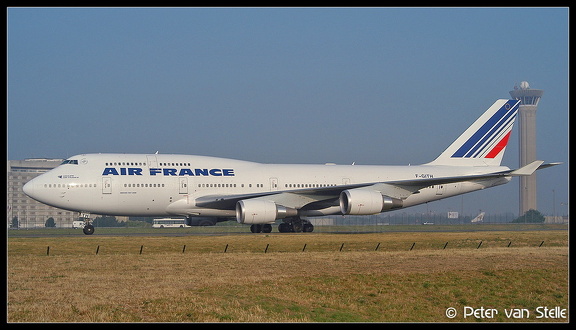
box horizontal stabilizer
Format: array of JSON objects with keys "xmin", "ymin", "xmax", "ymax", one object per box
[
  {"xmin": 537, "ymin": 162, "xmax": 563, "ymax": 170},
  {"xmin": 510, "ymin": 160, "xmax": 544, "ymax": 176}
]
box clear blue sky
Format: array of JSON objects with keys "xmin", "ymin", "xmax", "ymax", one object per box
[{"xmin": 7, "ymin": 7, "xmax": 569, "ymax": 217}]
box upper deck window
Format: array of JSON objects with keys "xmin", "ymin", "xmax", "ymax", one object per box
[{"xmin": 60, "ymin": 159, "xmax": 79, "ymax": 165}]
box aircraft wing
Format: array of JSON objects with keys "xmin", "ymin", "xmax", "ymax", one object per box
[
  {"xmin": 194, "ymin": 182, "xmax": 375, "ymax": 210},
  {"xmin": 192, "ymin": 172, "xmax": 499, "ymax": 211},
  {"xmin": 193, "ymin": 160, "xmax": 561, "ymax": 211}
]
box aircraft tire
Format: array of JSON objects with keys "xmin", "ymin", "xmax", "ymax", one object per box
[
  {"xmin": 250, "ymin": 224, "xmax": 262, "ymax": 233},
  {"xmin": 83, "ymin": 225, "xmax": 95, "ymax": 235},
  {"xmin": 262, "ymin": 224, "xmax": 272, "ymax": 233},
  {"xmin": 198, "ymin": 219, "xmax": 215, "ymax": 226},
  {"xmin": 278, "ymin": 223, "xmax": 292, "ymax": 233},
  {"xmin": 292, "ymin": 222, "xmax": 302, "ymax": 233},
  {"xmin": 303, "ymin": 223, "xmax": 314, "ymax": 232}
]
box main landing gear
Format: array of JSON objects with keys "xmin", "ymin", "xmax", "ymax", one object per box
[
  {"xmin": 278, "ymin": 217, "xmax": 314, "ymax": 233},
  {"xmin": 248, "ymin": 217, "xmax": 314, "ymax": 233},
  {"xmin": 250, "ymin": 224, "xmax": 273, "ymax": 233}
]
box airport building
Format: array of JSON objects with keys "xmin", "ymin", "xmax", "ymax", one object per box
[{"xmin": 7, "ymin": 158, "xmax": 77, "ymax": 228}]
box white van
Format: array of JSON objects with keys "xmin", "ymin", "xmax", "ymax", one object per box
[{"xmin": 72, "ymin": 220, "xmax": 85, "ymax": 229}]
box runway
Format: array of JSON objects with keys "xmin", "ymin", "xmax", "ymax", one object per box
[{"xmin": 8, "ymin": 223, "xmax": 567, "ymax": 238}]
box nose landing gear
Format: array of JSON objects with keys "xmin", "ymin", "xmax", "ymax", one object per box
[
  {"xmin": 83, "ymin": 223, "xmax": 95, "ymax": 235},
  {"xmin": 80, "ymin": 213, "xmax": 94, "ymax": 235}
]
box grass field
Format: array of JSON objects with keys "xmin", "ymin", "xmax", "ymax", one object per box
[{"xmin": 8, "ymin": 229, "xmax": 568, "ymax": 322}]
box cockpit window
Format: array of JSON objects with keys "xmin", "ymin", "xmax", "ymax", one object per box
[{"xmin": 61, "ymin": 159, "xmax": 79, "ymax": 165}]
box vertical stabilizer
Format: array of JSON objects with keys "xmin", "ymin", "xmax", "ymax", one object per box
[{"xmin": 426, "ymin": 99, "xmax": 520, "ymax": 166}]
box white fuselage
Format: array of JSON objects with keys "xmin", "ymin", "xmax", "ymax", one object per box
[{"xmin": 23, "ymin": 153, "xmax": 511, "ymax": 218}]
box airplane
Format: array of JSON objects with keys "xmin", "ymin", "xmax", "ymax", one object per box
[
  {"xmin": 470, "ymin": 211, "xmax": 486, "ymax": 223},
  {"xmin": 23, "ymin": 99, "xmax": 560, "ymax": 235}
]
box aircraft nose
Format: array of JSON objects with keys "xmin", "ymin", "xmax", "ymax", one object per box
[{"xmin": 23, "ymin": 179, "xmax": 36, "ymax": 199}]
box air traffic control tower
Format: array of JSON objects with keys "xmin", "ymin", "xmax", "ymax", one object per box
[{"xmin": 509, "ymin": 81, "xmax": 544, "ymax": 216}]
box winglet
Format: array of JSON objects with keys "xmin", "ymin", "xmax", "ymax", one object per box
[{"xmin": 510, "ymin": 160, "xmax": 545, "ymax": 176}]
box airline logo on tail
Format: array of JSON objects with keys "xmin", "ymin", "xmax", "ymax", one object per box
[
  {"xmin": 451, "ymin": 100, "xmax": 519, "ymax": 159},
  {"xmin": 427, "ymin": 99, "xmax": 521, "ymax": 166}
]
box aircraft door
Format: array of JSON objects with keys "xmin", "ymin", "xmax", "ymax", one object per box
[
  {"xmin": 270, "ymin": 177, "xmax": 278, "ymax": 191},
  {"xmin": 436, "ymin": 184, "xmax": 445, "ymax": 196},
  {"xmin": 147, "ymin": 155, "xmax": 158, "ymax": 168},
  {"xmin": 179, "ymin": 177, "xmax": 188, "ymax": 194},
  {"xmin": 102, "ymin": 177, "xmax": 112, "ymax": 194}
]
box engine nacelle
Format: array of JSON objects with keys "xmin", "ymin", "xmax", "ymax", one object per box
[
  {"xmin": 236, "ymin": 200, "xmax": 298, "ymax": 224},
  {"xmin": 340, "ymin": 189, "xmax": 403, "ymax": 215}
]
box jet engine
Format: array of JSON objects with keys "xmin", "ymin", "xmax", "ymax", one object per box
[
  {"xmin": 340, "ymin": 189, "xmax": 403, "ymax": 215},
  {"xmin": 236, "ymin": 200, "xmax": 298, "ymax": 224}
]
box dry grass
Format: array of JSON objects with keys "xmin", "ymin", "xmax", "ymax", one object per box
[{"xmin": 8, "ymin": 231, "xmax": 568, "ymax": 322}]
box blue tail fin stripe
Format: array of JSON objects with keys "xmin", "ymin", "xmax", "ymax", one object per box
[
  {"xmin": 471, "ymin": 119, "xmax": 515, "ymax": 158},
  {"xmin": 459, "ymin": 101, "xmax": 517, "ymax": 158},
  {"xmin": 455, "ymin": 106, "xmax": 515, "ymax": 158},
  {"xmin": 452, "ymin": 100, "xmax": 519, "ymax": 158},
  {"xmin": 470, "ymin": 112, "xmax": 517, "ymax": 158},
  {"xmin": 464, "ymin": 104, "xmax": 517, "ymax": 158}
]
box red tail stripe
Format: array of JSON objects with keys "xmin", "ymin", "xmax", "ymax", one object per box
[{"xmin": 485, "ymin": 131, "xmax": 511, "ymax": 159}]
